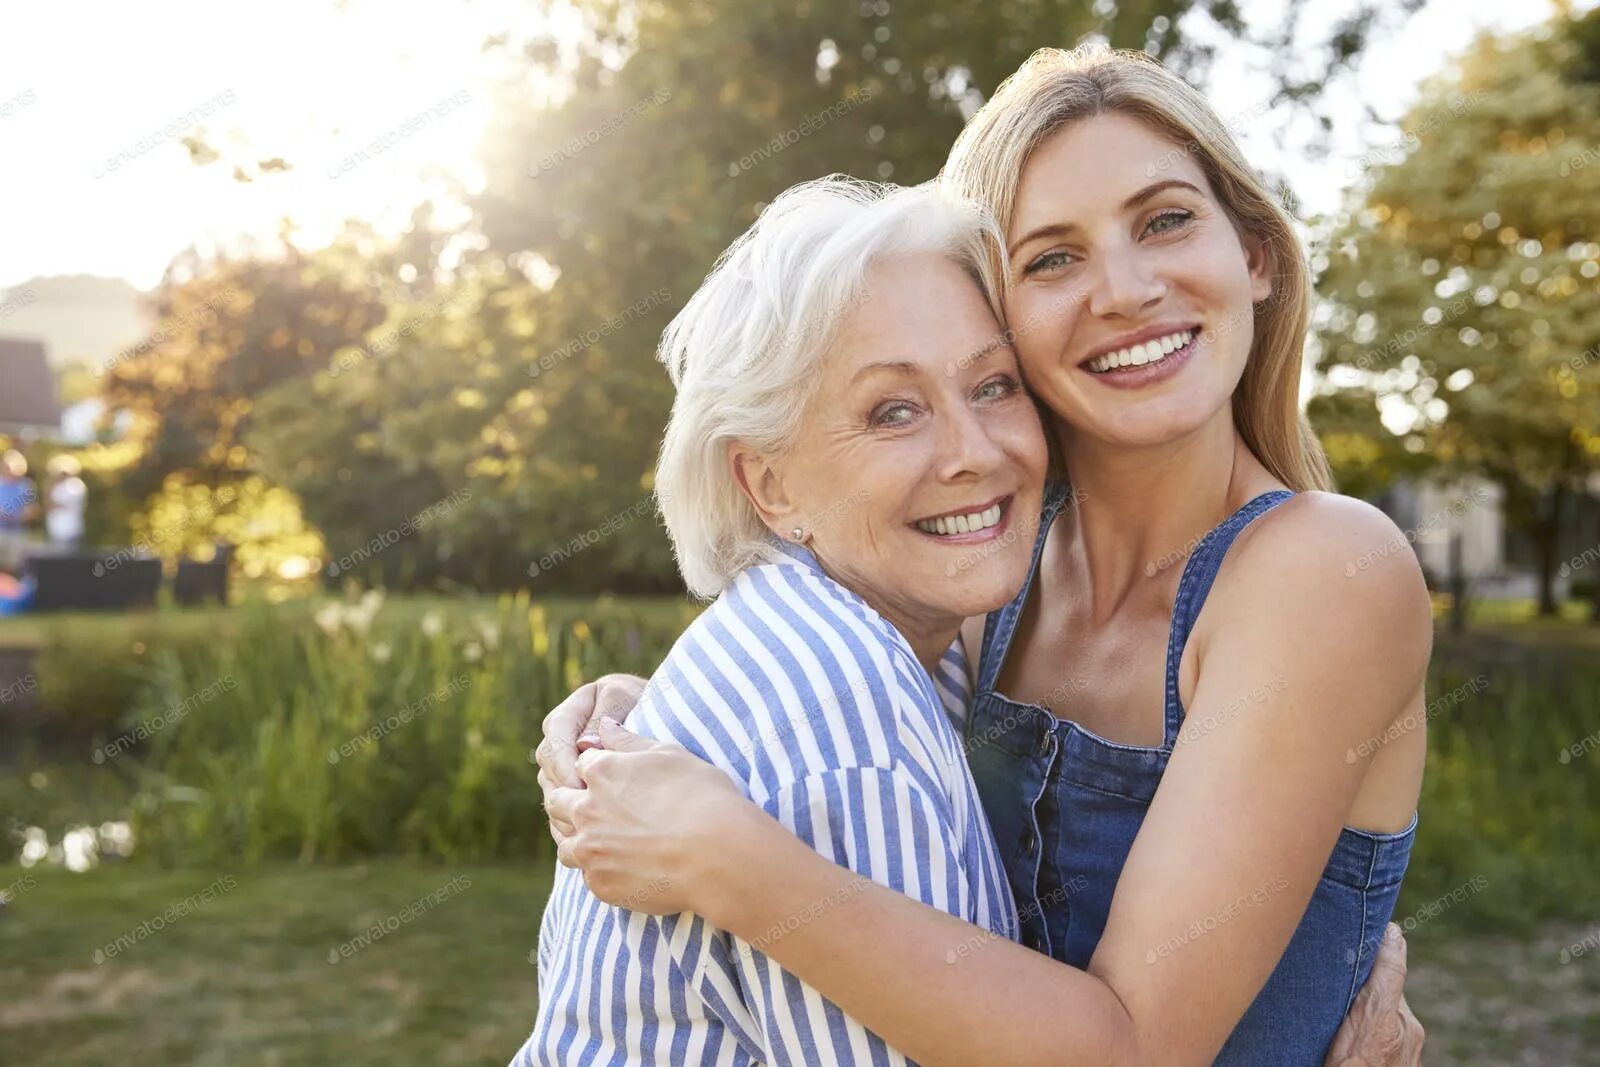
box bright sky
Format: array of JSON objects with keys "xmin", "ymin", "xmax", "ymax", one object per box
[{"xmin": 0, "ymin": 0, "xmax": 1574, "ymax": 293}]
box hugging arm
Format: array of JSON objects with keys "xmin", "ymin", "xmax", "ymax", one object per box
[{"xmin": 542, "ymin": 516, "xmax": 1430, "ymax": 1064}]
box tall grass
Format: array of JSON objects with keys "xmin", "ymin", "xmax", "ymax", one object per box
[
  {"xmin": 52, "ymin": 596, "xmax": 1600, "ymax": 934},
  {"xmin": 1400, "ymin": 643, "xmax": 1600, "ymax": 931},
  {"xmin": 124, "ymin": 592, "xmax": 696, "ymax": 864}
]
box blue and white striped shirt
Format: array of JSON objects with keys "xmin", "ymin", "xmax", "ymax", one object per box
[{"xmin": 517, "ymin": 540, "xmax": 1017, "ymax": 1066}]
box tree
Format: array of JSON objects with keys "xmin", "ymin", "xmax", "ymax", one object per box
[{"xmin": 1313, "ymin": 8, "xmax": 1600, "ymax": 616}]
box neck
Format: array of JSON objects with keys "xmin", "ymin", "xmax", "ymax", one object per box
[
  {"xmin": 896, "ymin": 618, "xmax": 963, "ymax": 677},
  {"xmin": 1053, "ymin": 411, "xmax": 1273, "ymax": 619}
]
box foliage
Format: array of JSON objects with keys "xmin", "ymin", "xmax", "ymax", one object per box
[
  {"xmin": 125, "ymin": 592, "xmax": 698, "ymax": 864},
  {"xmin": 1312, "ymin": 9, "xmax": 1600, "ymax": 606}
]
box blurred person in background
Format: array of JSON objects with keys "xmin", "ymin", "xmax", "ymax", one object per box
[
  {"xmin": 0, "ymin": 449, "xmax": 38, "ymax": 575},
  {"xmin": 45, "ymin": 454, "xmax": 87, "ymax": 551}
]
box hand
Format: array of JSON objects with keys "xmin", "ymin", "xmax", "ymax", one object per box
[
  {"xmin": 545, "ymin": 717, "xmax": 750, "ymax": 915},
  {"xmin": 1323, "ymin": 923, "xmax": 1425, "ymax": 1066},
  {"xmin": 535, "ymin": 673, "xmax": 647, "ymax": 842}
]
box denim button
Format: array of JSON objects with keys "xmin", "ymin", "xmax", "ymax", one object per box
[
  {"xmin": 1021, "ymin": 827, "xmax": 1037, "ymax": 856},
  {"xmin": 1023, "ymin": 930, "xmax": 1044, "ymax": 953},
  {"xmin": 1035, "ymin": 728, "xmax": 1052, "ymax": 757}
]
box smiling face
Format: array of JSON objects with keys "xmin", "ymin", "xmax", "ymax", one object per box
[
  {"xmin": 1004, "ymin": 112, "xmax": 1274, "ymax": 452},
  {"xmin": 736, "ymin": 252, "xmax": 1048, "ymax": 641}
]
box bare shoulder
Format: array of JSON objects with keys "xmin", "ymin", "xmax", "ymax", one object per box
[{"xmin": 1215, "ymin": 491, "xmax": 1433, "ymax": 671}]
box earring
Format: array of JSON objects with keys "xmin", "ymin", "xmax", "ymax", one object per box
[{"xmin": 790, "ymin": 526, "xmax": 805, "ymax": 542}]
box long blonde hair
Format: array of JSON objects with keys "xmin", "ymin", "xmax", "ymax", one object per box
[{"xmin": 941, "ymin": 45, "xmax": 1332, "ymax": 492}]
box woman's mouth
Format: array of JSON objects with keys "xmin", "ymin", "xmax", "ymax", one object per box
[
  {"xmin": 1081, "ymin": 327, "xmax": 1199, "ymax": 386},
  {"xmin": 912, "ymin": 496, "xmax": 1012, "ymax": 542}
]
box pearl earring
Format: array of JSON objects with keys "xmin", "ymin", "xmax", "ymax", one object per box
[{"xmin": 790, "ymin": 526, "xmax": 805, "ymax": 542}]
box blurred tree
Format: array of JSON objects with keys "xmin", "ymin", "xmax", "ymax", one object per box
[
  {"xmin": 1314, "ymin": 8, "xmax": 1600, "ymax": 615},
  {"xmin": 461, "ymin": 0, "xmax": 1419, "ymax": 593}
]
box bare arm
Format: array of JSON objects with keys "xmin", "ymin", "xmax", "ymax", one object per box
[{"xmin": 556, "ymin": 499, "xmax": 1431, "ymax": 1065}]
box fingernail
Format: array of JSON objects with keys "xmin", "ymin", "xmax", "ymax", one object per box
[
  {"xmin": 576, "ymin": 734, "xmax": 601, "ymax": 753},
  {"xmin": 1385, "ymin": 922, "xmax": 1400, "ymax": 943},
  {"xmin": 601, "ymin": 716, "xmax": 621, "ymax": 728}
]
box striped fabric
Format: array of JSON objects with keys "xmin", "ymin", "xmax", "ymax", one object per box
[{"xmin": 516, "ymin": 540, "xmax": 1017, "ymax": 1066}]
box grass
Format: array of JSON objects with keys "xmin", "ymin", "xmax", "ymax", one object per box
[
  {"xmin": 2, "ymin": 862, "xmax": 1596, "ymax": 1066},
  {"xmin": 0, "ymin": 862, "xmax": 552, "ymax": 1067}
]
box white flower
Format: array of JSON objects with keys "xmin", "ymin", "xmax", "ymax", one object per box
[
  {"xmin": 420, "ymin": 611, "xmax": 444, "ymax": 638},
  {"xmin": 475, "ymin": 618, "xmax": 501, "ymax": 651},
  {"xmin": 315, "ymin": 603, "xmax": 344, "ymax": 636},
  {"xmin": 370, "ymin": 641, "xmax": 393, "ymax": 663},
  {"xmin": 462, "ymin": 641, "xmax": 483, "ymax": 663}
]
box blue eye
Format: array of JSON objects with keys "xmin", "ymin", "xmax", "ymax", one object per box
[
  {"xmin": 1024, "ymin": 250, "xmax": 1075, "ymax": 274},
  {"xmin": 1147, "ymin": 209, "xmax": 1193, "ymax": 235},
  {"xmin": 975, "ymin": 375, "xmax": 1020, "ymax": 401},
  {"xmin": 870, "ymin": 401, "xmax": 918, "ymax": 427}
]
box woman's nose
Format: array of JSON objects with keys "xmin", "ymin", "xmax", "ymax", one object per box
[
  {"xmin": 938, "ymin": 407, "xmax": 1006, "ymax": 480},
  {"xmin": 1086, "ymin": 249, "xmax": 1165, "ymax": 320}
]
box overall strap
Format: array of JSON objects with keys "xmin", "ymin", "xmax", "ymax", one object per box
[
  {"xmin": 1161, "ymin": 490, "xmax": 1295, "ymax": 748},
  {"xmin": 976, "ymin": 480, "xmax": 1077, "ymax": 693}
]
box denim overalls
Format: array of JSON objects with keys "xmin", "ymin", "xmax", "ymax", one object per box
[{"xmin": 965, "ymin": 480, "xmax": 1417, "ymax": 1065}]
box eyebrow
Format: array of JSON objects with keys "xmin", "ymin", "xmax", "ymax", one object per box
[
  {"xmin": 849, "ymin": 359, "xmax": 919, "ymax": 385},
  {"xmin": 1006, "ymin": 178, "xmax": 1204, "ymax": 256}
]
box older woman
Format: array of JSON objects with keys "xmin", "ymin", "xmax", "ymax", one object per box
[
  {"xmin": 515, "ymin": 178, "xmax": 1050, "ymax": 1065},
  {"xmin": 539, "ymin": 46, "xmax": 1428, "ymax": 1067}
]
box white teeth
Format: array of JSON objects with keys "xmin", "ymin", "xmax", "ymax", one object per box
[
  {"xmin": 916, "ymin": 502, "xmax": 1004, "ymax": 537},
  {"xmin": 1085, "ymin": 329, "xmax": 1195, "ymax": 373}
]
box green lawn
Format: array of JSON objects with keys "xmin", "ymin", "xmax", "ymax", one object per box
[
  {"xmin": 0, "ymin": 863, "xmax": 551, "ymax": 1067},
  {"xmin": 3, "ymin": 863, "xmax": 1597, "ymax": 1066}
]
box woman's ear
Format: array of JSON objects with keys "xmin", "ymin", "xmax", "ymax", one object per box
[
  {"xmin": 729, "ymin": 445, "xmax": 798, "ymax": 536},
  {"xmin": 1243, "ymin": 229, "xmax": 1276, "ymax": 306}
]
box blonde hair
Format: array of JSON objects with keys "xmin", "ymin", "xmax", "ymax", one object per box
[
  {"xmin": 941, "ymin": 45, "xmax": 1332, "ymax": 492},
  {"xmin": 655, "ymin": 177, "xmax": 1005, "ymax": 598}
]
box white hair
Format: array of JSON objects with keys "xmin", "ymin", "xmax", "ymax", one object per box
[{"xmin": 654, "ymin": 176, "xmax": 1005, "ymax": 599}]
